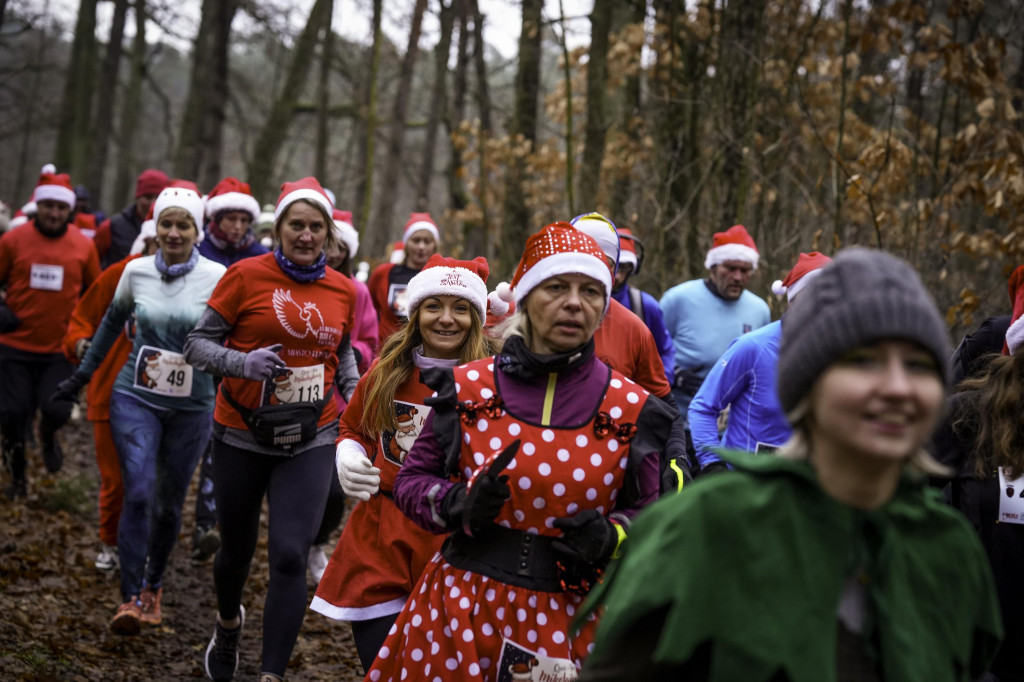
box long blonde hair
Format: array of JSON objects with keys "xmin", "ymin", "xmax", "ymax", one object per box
[{"xmin": 361, "ymin": 305, "xmax": 494, "ymax": 436}]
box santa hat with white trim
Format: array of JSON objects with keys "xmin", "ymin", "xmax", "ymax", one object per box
[
  {"xmin": 332, "ymin": 209, "xmax": 359, "ymax": 257},
  {"xmin": 497, "ymin": 222, "xmax": 613, "ymax": 313},
  {"xmin": 618, "ymin": 228, "xmax": 640, "ymax": 269},
  {"xmin": 274, "ymin": 177, "xmax": 334, "ymax": 223},
  {"xmin": 403, "ymin": 212, "xmax": 439, "ymax": 245},
  {"xmin": 205, "ymin": 177, "xmax": 261, "ymax": 222},
  {"xmin": 32, "ymin": 164, "xmax": 76, "ymax": 208},
  {"xmin": 771, "ymin": 252, "xmax": 832, "ymax": 302},
  {"xmin": 405, "ymin": 254, "xmax": 490, "ymax": 320},
  {"xmin": 704, "ymin": 224, "xmax": 760, "ymax": 271},
  {"xmin": 1005, "ymin": 265, "xmax": 1024, "ymax": 355}
]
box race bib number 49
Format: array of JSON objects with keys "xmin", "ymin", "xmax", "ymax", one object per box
[
  {"xmin": 133, "ymin": 346, "xmax": 193, "ymax": 397},
  {"xmin": 261, "ymin": 365, "xmax": 325, "ymax": 406}
]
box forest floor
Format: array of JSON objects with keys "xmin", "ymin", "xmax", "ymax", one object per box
[{"xmin": 0, "ymin": 411, "xmax": 365, "ymax": 681}]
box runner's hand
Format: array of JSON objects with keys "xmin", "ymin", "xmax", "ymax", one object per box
[
  {"xmin": 241, "ymin": 344, "xmax": 285, "ymax": 381},
  {"xmin": 335, "ymin": 440, "xmax": 380, "ymax": 501},
  {"xmin": 52, "ymin": 372, "xmax": 89, "ymax": 403}
]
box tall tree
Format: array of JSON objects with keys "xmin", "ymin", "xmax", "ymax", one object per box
[
  {"xmin": 470, "ymin": 0, "xmax": 494, "ymax": 261},
  {"xmin": 315, "ymin": 0, "xmax": 334, "ymax": 182},
  {"xmin": 368, "ymin": 0, "xmax": 429, "ymax": 257},
  {"xmin": 354, "ymin": 0, "xmax": 383, "ymax": 241},
  {"xmin": 609, "ymin": 0, "xmax": 646, "ymax": 222},
  {"xmin": 247, "ymin": 0, "xmax": 333, "ymax": 200},
  {"xmin": 499, "ymin": 0, "xmax": 543, "ymax": 276},
  {"xmin": 113, "ymin": 0, "xmax": 147, "ymax": 208},
  {"xmin": 88, "ymin": 0, "xmax": 129, "ymax": 203},
  {"xmin": 416, "ymin": 0, "xmax": 456, "ymax": 212},
  {"xmin": 576, "ymin": 0, "xmax": 614, "ymax": 212},
  {"xmin": 55, "ymin": 0, "xmax": 99, "ymax": 179}
]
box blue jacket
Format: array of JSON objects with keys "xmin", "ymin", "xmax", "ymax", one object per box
[
  {"xmin": 198, "ymin": 232, "xmax": 269, "ymax": 268},
  {"xmin": 688, "ymin": 320, "xmax": 791, "ymax": 468},
  {"xmin": 612, "ymin": 284, "xmax": 674, "ymax": 384}
]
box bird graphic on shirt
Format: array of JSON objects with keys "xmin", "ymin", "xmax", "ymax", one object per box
[{"xmin": 272, "ymin": 289, "xmax": 324, "ymax": 339}]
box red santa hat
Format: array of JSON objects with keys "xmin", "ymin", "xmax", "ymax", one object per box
[
  {"xmin": 405, "ymin": 254, "xmax": 490, "ymax": 320},
  {"xmin": 618, "ymin": 228, "xmax": 639, "ymax": 269},
  {"xmin": 704, "ymin": 224, "xmax": 759, "ymax": 271},
  {"xmin": 403, "ymin": 212, "xmax": 439, "ymax": 245},
  {"xmin": 152, "ymin": 186, "xmax": 205, "ymax": 241},
  {"xmin": 205, "ymin": 177, "xmax": 261, "ymax": 222},
  {"xmin": 31, "ymin": 164, "xmax": 76, "ymax": 208},
  {"xmin": 771, "ymin": 252, "xmax": 832, "ymax": 302},
  {"xmin": 274, "ymin": 177, "xmax": 333, "ymax": 223},
  {"xmin": 1005, "ymin": 265, "xmax": 1024, "ymax": 355},
  {"xmin": 570, "ymin": 212, "xmax": 619, "ymax": 265},
  {"xmin": 498, "ymin": 222, "xmax": 613, "ymax": 312},
  {"xmin": 332, "ymin": 209, "xmax": 359, "ymax": 257}
]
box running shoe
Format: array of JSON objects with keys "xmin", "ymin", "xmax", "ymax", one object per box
[{"xmin": 205, "ymin": 605, "xmax": 245, "ymax": 681}]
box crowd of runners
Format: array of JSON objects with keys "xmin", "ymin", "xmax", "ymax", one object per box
[{"xmin": 0, "ymin": 164, "xmax": 1018, "ymax": 681}]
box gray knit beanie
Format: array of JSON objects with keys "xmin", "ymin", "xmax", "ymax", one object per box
[{"xmin": 777, "ymin": 247, "xmax": 951, "ymax": 415}]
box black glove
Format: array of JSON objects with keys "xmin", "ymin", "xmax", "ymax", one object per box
[
  {"xmin": 660, "ymin": 457, "xmax": 694, "ymax": 495},
  {"xmin": 0, "ymin": 303, "xmax": 21, "ymax": 334},
  {"xmin": 52, "ymin": 372, "xmax": 90, "ymax": 403},
  {"xmin": 440, "ymin": 475, "xmax": 511, "ymax": 534},
  {"xmin": 700, "ymin": 461, "xmax": 730, "ymax": 477},
  {"xmin": 551, "ymin": 510, "xmax": 619, "ymax": 566}
]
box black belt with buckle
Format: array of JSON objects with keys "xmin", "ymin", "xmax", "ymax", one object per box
[{"xmin": 442, "ymin": 524, "xmax": 564, "ymax": 592}]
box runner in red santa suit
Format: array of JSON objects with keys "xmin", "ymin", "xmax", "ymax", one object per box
[
  {"xmin": 182, "ymin": 177, "xmax": 361, "ymax": 682},
  {"xmin": 367, "ymin": 212, "xmax": 439, "ymax": 343},
  {"xmin": 365, "ymin": 222, "xmax": 675, "ymax": 681},
  {"xmin": 310, "ymin": 254, "xmax": 496, "ymax": 673}
]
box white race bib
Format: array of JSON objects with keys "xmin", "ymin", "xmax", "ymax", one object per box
[
  {"xmin": 388, "ymin": 283, "xmax": 410, "ymax": 318},
  {"xmin": 997, "ymin": 467, "xmax": 1024, "ymax": 524},
  {"xmin": 30, "ymin": 264, "xmax": 64, "ymax": 291},
  {"xmin": 261, "ymin": 364, "xmax": 325, "ymax": 406},
  {"xmin": 496, "ymin": 637, "xmax": 578, "ymax": 682},
  {"xmin": 133, "ymin": 346, "xmax": 193, "ymax": 397}
]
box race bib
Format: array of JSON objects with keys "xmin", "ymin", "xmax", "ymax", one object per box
[
  {"xmin": 387, "ymin": 283, "xmax": 410, "ymax": 318},
  {"xmin": 30, "ymin": 264, "xmax": 64, "ymax": 291},
  {"xmin": 997, "ymin": 467, "xmax": 1024, "ymax": 524},
  {"xmin": 380, "ymin": 400, "xmax": 431, "ymax": 466},
  {"xmin": 496, "ymin": 638, "xmax": 578, "ymax": 682},
  {"xmin": 261, "ymin": 364, "xmax": 325, "ymax": 406},
  {"xmin": 133, "ymin": 346, "xmax": 193, "ymax": 397}
]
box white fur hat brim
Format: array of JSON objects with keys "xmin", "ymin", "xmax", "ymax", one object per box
[
  {"xmin": 206, "ymin": 191, "xmax": 261, "ymax": 222},
  {"xmin": 1007, "ymin": 315, "xmax": 1024, "ymax": 355},
  {"xmin": 704, "ymin": 243, "xmax": 759, "ymax": 270},
  {"xmin": 153, "ymin": 187, "xmax": 205, "ymax": 242},
  {"xmin": 513, "ymin": 252, "xmax": 613, "ymax": 312},
  {"xmin": 406, "ymin": 265, "xmax": 488, "ymax": 320}
]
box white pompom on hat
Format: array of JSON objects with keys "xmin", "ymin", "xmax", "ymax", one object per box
[
  {"xmin": 274, "ymin": 177, "xmax": 334, "ymax": 223},
  {"xmin": 771, "ymin": 251, "xmax": 832, "ymax": 302},
  {"xmin": 405, "ymin": 254, "xmax": 490, "ymax": 320},
  {"xmin": 704, "ymin": 224, "xmax": 760, "ymax": 271},
  {"xmin": 332, "ymin": 209, "xmax": 359, "ymax": 258}
]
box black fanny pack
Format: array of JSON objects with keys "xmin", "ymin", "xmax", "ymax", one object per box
[{"xmin": 221, "ymin": 384, "xmax": 333, "ymax": 450}]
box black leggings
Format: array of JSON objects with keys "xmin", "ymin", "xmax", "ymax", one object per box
[
  {"xmin": 211, "ymin": 437, "xmax": 333, "ymax": 677},
  {"xmin": 313, "ymin": 473, "xmax": 346, "ymax": 546},
  {"xmin": 352, "ymin": 613, "xmax": 400, "ymax": 674}
]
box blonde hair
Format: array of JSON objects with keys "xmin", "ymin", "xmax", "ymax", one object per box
[
  {"xmin": 156, "ymin": 206, "xmax": 199, "ymax": 236},
  {"xmin": 777, "ymin": 394, "xmax": 951, "ymax": 477},
  {"xmin": 361, "ymin": 306, "xmax": 495, "ymax": 436},
  {"xmin": 274, "ymin": 198, "xmax": 338, "ymax": 254}
]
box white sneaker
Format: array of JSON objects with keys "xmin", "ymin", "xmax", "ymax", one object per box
[
  {"xmin": 308, "ymin": 545, "xmax": 328, "ymax": 584},
  {"xmin": 96, "ymin": 544, "xmax": 119, "ymax": 572}
]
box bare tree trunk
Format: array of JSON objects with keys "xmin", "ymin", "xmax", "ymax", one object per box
[
  {"xmin": 55, "ymin": 0, "xmax": 99, "ymax": 179},
  {"xmin": 609, "ymin": 0, "xmax": 645, "ymax": 221},
  {"xmin": 576, "ymin": 0, "xmax": 613, "ymax": 212},
  {"xmin": 499, "ymin": 0, "xmax": 543, "ymax": 276},
  {"xmin": 198, "ymin": 0, "xmax": 239, "ymax": 190},
  {"xmin": 113, "ymin": 0, "xmax": 147, "ymax": 208},
  {"xmin": 174, "ymin": 0, "xmax": 215, "ymax": 180},
  {"xmin": 247, "ymin": 0, "xmax": 332, "ymax": 200},
  {"xmin": 15, "ymin": 23, "xmax": 49, "ymax": 202},
  {"xmin": 355, "ymin": 0, "xmax": 383, "ymax": 242},
  {"xmin": 369, "ymin": 0, "xmax": 429, "ymax": 257},
  {"xmin": 416, "ymin": 0, "xmax": 455, "ymax": 212},
  {"xmin": 556, "ymin": 0, "xmax": 576, "ymax": 216},
  {"xmin": 450, "ymin": 0, "xmax": 479, "ymax": 255},
  {"xmin": 88, "ymin": 0, "xmax": 129, "ymax": 203},
  {"xmin": 470, "ymin": 0, "xmax": 493, "ymax": 261},
  {"xmin": 316, "ymin": 1, "xmax": 334, "ymax": 183}
]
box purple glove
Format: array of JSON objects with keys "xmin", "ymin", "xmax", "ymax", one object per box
[{"xmin": 242, "ymin": 344, "xmax": 285, "ymax": 381}]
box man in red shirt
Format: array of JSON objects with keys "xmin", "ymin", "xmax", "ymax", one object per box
[{"xmin": 0, "ymin": 169, "xmax": 100, "ymax": 498}]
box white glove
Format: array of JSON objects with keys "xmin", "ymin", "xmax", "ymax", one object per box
[{"xmin": 335, "ymin": 439, "xmax": 380, "ymax": 501}]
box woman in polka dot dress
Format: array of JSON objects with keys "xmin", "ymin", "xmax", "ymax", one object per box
[
  {"xmin": 310, "ymin": 255, "xmax": 496, "ymax": 674},
  {"xmin": 366, "ymin": 223, "xmax": 675, "ymax": 681}
]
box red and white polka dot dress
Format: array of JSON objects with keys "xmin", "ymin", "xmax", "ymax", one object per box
[{"xmin": 366, "ymin": 358, "xmax": 650, "ymax": 681}]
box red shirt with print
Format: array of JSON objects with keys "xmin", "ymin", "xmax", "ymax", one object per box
[
  {"xmin": 0, "ymin": 220, "xmax": 100, "ymax": 354},
  {"xmin": 206, "ymin": 253, "xmax": 357, "ymax": 430},
  {"xmin": 594, "ymin": 297, "xmax": 672, "ymax": 399}
]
